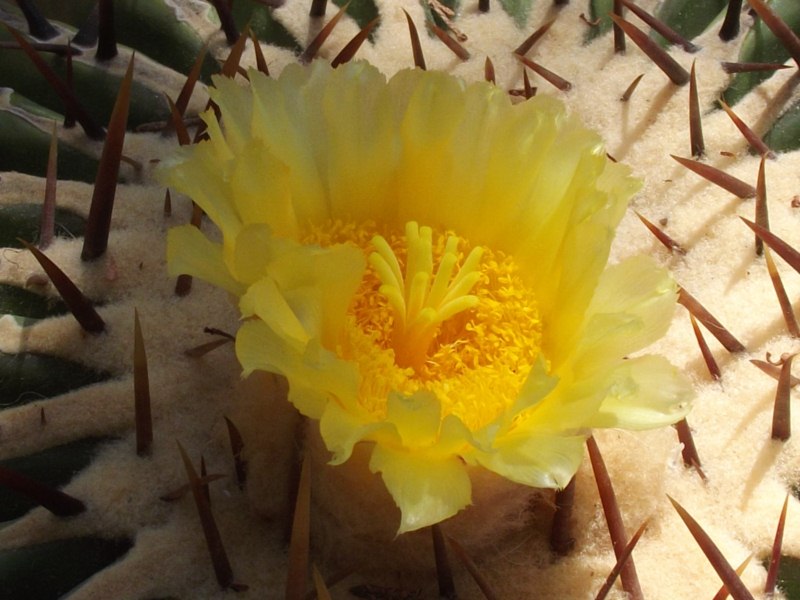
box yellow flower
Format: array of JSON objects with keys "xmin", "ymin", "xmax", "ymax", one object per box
[{"xmin": 162, "ymin": 61, "xmax": 691, "ymax": 534}]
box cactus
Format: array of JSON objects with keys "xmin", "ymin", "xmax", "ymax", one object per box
[{"xmin": 1, "ymin": 0, "xmax": 799, "ymax": 598}]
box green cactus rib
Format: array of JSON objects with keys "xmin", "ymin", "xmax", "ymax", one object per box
[
  {"xmin": 589, "ymin": 0, "xmax": 727, "ymax": 44},
  {"xmin": 771, "ymin": 556, "xmax": 800, "ymax": 598},
  {"xmin": 722, "ymin": 0, "xmax": 800, "ymax": 106},
  {"xmin": 0, "ymin": 352, "xmax": 110, "ymax": 408},
  {"xmin": 420, "ymin": 0, "xmax": 458, "ymax": 31},
  {"xmin": 653, "ymin": 0, "xmax": 727, "ymax": 45},
  {"xmin": 228, "ymin": 0, "xmax": 302, "ymax": 51},
  {"xmin": 0, "ymin": 283, "xmax": 67, "ymax": 322},
  {"xmin": 0, "ymin": 536, "xmax": 133, "ymax": 599},
  {"xmin": 763, "ymin": 97, "xmax": 800, "ymax": 152},
  {"xmin": 6, "ymin": 87, "xmax": 62, "ymax": 120},
  {"xmin": 587, "ymin": 0, "xmax": 615, "ymax": 41},
  {"xmin": 10, "ymin": 0, "xmax": 219, "ymax": 81},
  {"xmin": 230, "ymin": 0, "xmax": 378, "ymax": 49},
  {"xmin": 331, "ymin": 0, "xmax": 380, "ymax": 30},
  {"xmin": 0, "ymin": 32, "xmax": 170, "ymax": 129},
  {"xmin": 498, "ymin": 0, "xmax": 535, "ymax": 28},
  {"xmin": 0, "ymin": 436, "xmax": 115, "ymax": 521},
  {"xmin": 0, "ymin": 109, "xmax": 99, "ymax": 182},
  {"xmin": 0, "ymin": 204, "xmax": 86, "ymax": 248}
]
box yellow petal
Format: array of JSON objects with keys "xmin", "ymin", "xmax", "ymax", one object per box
[
  {"xmin": 368, "ymin": 444, "xmax": 471, "ymax": 534},
  {"xmin": 389, "ymin": 70, "xmax": 510, "ymax": 234},
  {"xmin": 385, "ymin": 390, "xmax": 441, "ymax": 448},
  {"xmin": 239, "ymin": 278, "xmax": 310, "ymax": 346},
  {"xmin": 229, "ymin": 140, "xmax": 294, "ymax": 234},
  {"xmin": 587, "ymin": 354, "xmax": 692, "ymax": 429},
  {"xmin": 470, "ymin": 430, "xmax": 585, "ymax": 489},
  {"xmin": 576, "ymin": 255, "xmax": 677, "ymax": 375},
  {"xmin": 320, "ymin": 64, "xmax": 398, "ymax": 222},
  {"xmin": 232, "ymin": 224, "xmax": 365, "ymax": 345},
  {"xmin": 266, "ymin": 242, "xmax": 365, "ymax": 346},
  {"xmin": 519, "ymin": 374, "xmax": 610, "ymax": 434},
  {"xmin": 166, "ymin": 225, "xmax": 244, "ymax": 296},
  {"xmin": 319, "ymin": 401, "xmax": 386, "ymax": 465},
  {"xmin": 208, "ymin": 74, "xmax": 254, "ymax": 154},
  {"xmin": 506, "ymin": 357, "xmax": 559, "ymax": 424},
  {"xmin": 235, "ymin": 320, "xmax": 358, "ymax": 419},
  {"xmin": 202, "ymin": 108, "xmax": 234, "ymax": 162},
  {"xmin": 230, "ymin": 224, "xmax": 279, "ymax": 285},
  {"xmin": 158, "ymin": 143, "xmax": 242, "ymax": 242},
  {"xmin": 248, "ymin": 64, "xmax": 331, "ymax": 227},
  {"xmin": 532, "ymin": 184, "xmax": 632, "ymax": 369}
]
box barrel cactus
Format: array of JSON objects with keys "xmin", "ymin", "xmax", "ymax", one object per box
[{"xmin": 1, "ymin": 1, "xmax": 799, "ymax": 598}]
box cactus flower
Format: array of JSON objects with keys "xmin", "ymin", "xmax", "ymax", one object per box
[{"xmin": 163, "ymin": 61, "xmax": 691, "ymax": 534}]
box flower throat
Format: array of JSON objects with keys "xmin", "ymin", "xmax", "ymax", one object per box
[
  {"xmin": 308, "ymin": 220, "xmax": 544, "ymax": 430},
  {"xmin": 370, "ymin": 222, "xmax": 483, "ymax": 370}
]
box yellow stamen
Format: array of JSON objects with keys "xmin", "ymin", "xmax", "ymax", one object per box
[
  {"xmin": 370, "ymin": 222, "xmax": 482, "ymax": 370},
  {"xmin": 307, "ymin": 219, "xmax": 544, "ymax": 431}
]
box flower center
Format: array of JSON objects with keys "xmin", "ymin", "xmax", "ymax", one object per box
[
  {"xmin": 308, "ymin": 220, "xmax": 544, "ymax": 431},
  {"xmin": 369, "ymin": 222, "xmax": 483, "ymax": 371}
]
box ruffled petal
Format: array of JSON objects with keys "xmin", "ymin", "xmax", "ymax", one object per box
[
  {"xmin": 506, "ymin": 358, "xmax": 559, "ymax": 424},
  {"xmin": 230, "ymin": 224, "xmax": 279, "ymax": 285},
  {"xmin": 587, "ymin": 354, "xmax": 693, "ymax": 429},
  {"xmin": 319, "ymin": 400, "xmax": 386, "ymax": 465},
  {"xmin": 235, "ymin": 320, "xmax": 358, "ymax": 419},
  {"xmin": 248, "ymin": 63, "xmax": 332, "ymax": 226},
  {"xmin": 159, "ymin": 142, "xmax": 242, "ymax": 244},
  {"xmin": 208, "ymin": 74, "xmax": 254, "ymax": 155},
  {"xmin": 385, "ymin": 390, "xmax": 442, "ymax": 447},
  {"xmin": 240, "ymin": 278, "xmax": 310, "ymax": 346},
  {"xmin": 229, "ymin": 140, "xmax": 293, "ymax": 232},
  {"xmin": 368, "ymin": 444, "xmax": 472, "ymax": 534},
  {"xmin": 266, "ymin": 242, "xmax": 365, "ymax": 346},
  {"xmin": 233, "ymin": 223, "xmax": 365, "ymax": 346},
  {"xmin": 575, "ymin": 255, "xmax": 677, "ymax": 376},
  {"xmin": 469, "ymin": 430, "xmax": 585, "ymax": 489},
  {"xmin": 166, "ymin": 225, "xmax": 244, "ymax": 296},
  {"xmin": 319, "ymin": 64, "xmax": 399, "ymax": 222}
]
